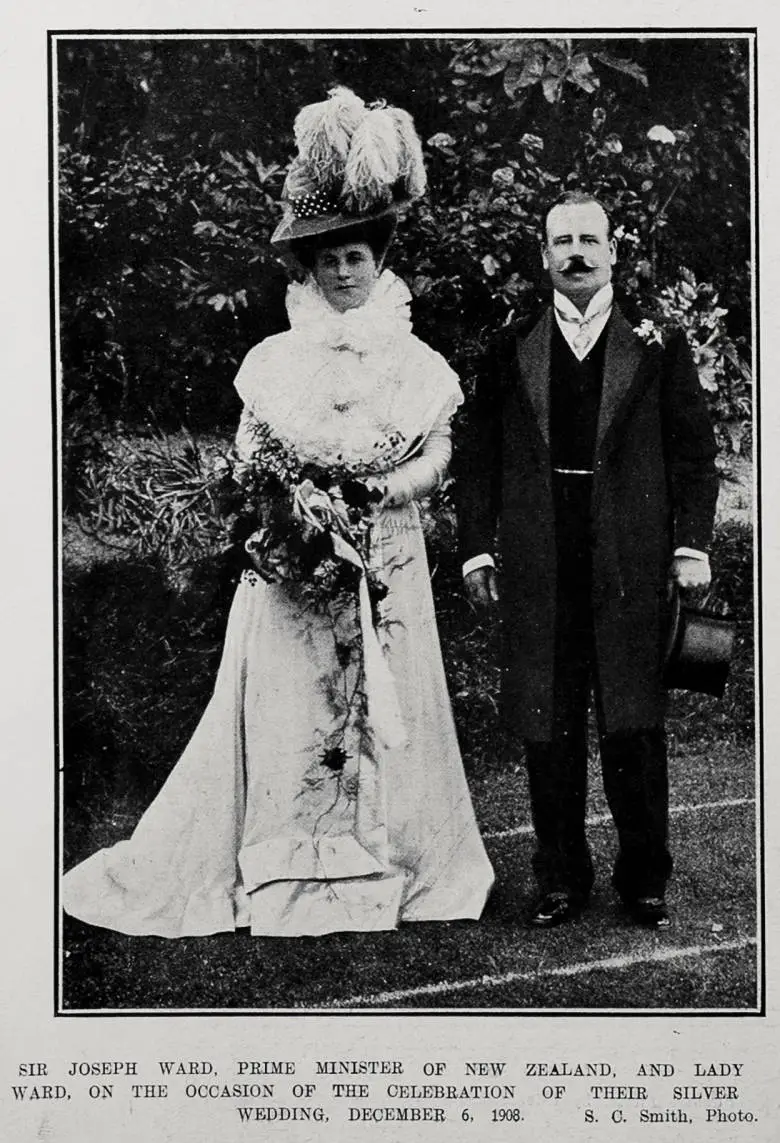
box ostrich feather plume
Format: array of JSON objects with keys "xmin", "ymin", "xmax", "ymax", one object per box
[
  {"xmin": 280, "ymin": 87, "xmax": 428, "ymax": 218},
  {"xmin": 342, "ymin": 105, "xmax": 404, "ymax": 212},
  {"xmin": 291, "ymin": 86, "xmax": 366, "ymax": 189},
  {"xmin": 385, "ymin": 107, "xmax": 427, "ymax": 200}
]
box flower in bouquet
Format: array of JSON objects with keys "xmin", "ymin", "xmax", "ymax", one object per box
[
  {"xmin": 292, "ymin": 479, "xmax": 351, "ymax": 542},
  {"xmin": 207, "ymin": 417, "xmax": 402, "ymax": 619}
]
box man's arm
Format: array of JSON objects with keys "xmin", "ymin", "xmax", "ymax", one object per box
[
  {"xmin": 456, "ymin": 337, "xmax": 509, "ymax": 608},
  {"xmin": 661, "ymin": 330, "xmax": 720, "ymax": 591}
]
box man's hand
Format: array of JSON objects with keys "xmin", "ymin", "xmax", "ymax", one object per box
[
  {"xmin": 464, "ymin": 566, "xmax": 499, "ymax": 612},
  {"xmin": 669, "ymin": 555, "xmax": 711, "ymax": 596}
]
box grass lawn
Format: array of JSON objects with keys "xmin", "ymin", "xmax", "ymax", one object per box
[{"xmin": 60, "ymin": 469, "xmax": 758, "ymax": 1012}]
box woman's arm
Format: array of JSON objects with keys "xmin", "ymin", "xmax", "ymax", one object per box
[{"xmin": 378, "ymin": 415, "xmax": 453, "ymax": 508}]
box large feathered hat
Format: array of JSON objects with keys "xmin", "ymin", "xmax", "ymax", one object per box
[{"xmin": 271, "ymin": 86, "xmax": 427, "ymax": 258}]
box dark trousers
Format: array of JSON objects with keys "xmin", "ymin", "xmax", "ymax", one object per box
[{"xmin": 524, "ymin": 473, "xmax": 673, "ymax": 904}]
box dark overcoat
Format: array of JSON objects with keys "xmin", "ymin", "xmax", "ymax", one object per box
[{"xmin": 458, "ymin": 306, "xmax": 719, "ymax": 741}]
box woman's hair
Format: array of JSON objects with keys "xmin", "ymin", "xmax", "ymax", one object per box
[{"xmin": 290, "ymin": 215, "xmax": 397, "ymax": 271}]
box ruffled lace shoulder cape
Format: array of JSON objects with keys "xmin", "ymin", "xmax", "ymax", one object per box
[{"xmin": 233, "ymin": 271, "xmax": 463, "ymax": 473}]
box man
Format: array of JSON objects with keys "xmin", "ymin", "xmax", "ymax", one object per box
[{"xmin": 459, "ymin": 190, "xmax": 718, "ymax": 929}]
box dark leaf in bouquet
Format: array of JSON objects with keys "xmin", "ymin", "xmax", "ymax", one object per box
[
  {"xmin": 295, "ymin": 529, "xmax": 334, "ymax": 575},
  {"xmin": 228, "ymin": 512, "xmax": 261, "ymax": 547},
  {"xmin": 298, "ymin": 463, "xmax": 332, "ymax": 491},
  {"xmin": 260, "ymin": 471, "xmax": 289, "ymax": 498},
  {"xmin": 340, "ymin": 479, "xmax": 382, "ymax": 511},
  {"xmin": 332, "ymin": 560, "xmax": 362, "ymax": 595}
]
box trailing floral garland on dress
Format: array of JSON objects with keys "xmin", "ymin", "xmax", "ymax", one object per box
[{"xmin": 208, "ymin": 411, "xmax": 411, "ymax": 783}]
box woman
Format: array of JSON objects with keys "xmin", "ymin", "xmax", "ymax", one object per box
[{"xmin": 62, "ymin": 89, "xmax": 494, "ymax": 937}]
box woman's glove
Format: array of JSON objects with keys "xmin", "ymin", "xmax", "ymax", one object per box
[{"xmin": 379, "ymin": 417, "xmax": 453, "ymax": 508}]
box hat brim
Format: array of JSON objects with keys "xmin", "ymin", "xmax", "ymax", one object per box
[{"xmin": 270, "ymin": 203, "xmax": 400, "ymax": 250}]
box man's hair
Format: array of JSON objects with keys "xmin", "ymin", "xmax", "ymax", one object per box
[{"xmin": 542, "ymin": 190, "xmax": 613, "ymax": 240}]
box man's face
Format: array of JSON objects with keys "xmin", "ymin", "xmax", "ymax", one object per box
[{"xmin": 542, "ymin": 201, "xmax": 617, "ymax": 308}]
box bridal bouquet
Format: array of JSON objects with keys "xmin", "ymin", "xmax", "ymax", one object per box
[
  {"xmin": 209, "ymin": 418, "xmax": 400, "ymax": 621},
  {"xmin": 209, "ymin": 414, "xmax": 411, "ymax": 774}
]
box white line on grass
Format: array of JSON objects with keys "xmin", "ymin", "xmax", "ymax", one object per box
[
  {"xmin": 327, "ymin": 936, "xmax": 757, "ymax": 1009},
  {"xmin": 485, "ymin": 796, "xmax": 754, "ymax": 841}
]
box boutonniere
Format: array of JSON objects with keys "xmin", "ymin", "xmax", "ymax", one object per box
[{"xmin": 633, "ymin": 318, "xmax": 665, "ymax": 347}]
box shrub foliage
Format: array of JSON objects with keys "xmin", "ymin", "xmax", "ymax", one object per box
[{"xmin": 58, "ymin": 37, "xmax": 752, "ymax": 449}]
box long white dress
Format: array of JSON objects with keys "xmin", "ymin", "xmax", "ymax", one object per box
[{"xmin": 62, "ymin": 271, "xmax": 494, "ymax": 937}]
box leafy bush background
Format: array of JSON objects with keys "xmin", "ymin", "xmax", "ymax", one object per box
[{"xmin": 59, "ymin": 36, "xmax": 751, "ymax": 459}]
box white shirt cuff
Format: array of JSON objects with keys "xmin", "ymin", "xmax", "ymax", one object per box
[
  {"xmin": 464, "ymin": 549, "xmax": 705, "ymax": 579},
  {"xmin": 463, "ymin": 554, "xmax": 495, "ymax": 578},
  {"xmin": 674, "ymin": 548, "xmax": 710, "ymax": 564}
]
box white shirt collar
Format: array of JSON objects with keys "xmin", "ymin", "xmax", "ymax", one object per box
[{"xmin": 553, "ymin": 282, "xmax": 614, "ymax": 323}]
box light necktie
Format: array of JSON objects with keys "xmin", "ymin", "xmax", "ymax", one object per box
[{"xmin": 555, "ymin": 298, "xmax": 612, "ymax": 358}]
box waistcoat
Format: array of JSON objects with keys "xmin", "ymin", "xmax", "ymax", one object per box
[{"xmin": 549, "ymin": 316, "xmax": 609, "ymax": 471}]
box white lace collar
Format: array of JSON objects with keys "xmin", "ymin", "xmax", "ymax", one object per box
[{"xmin": 285, "ymin": 270, "xmax": 413, "ymax": 356}]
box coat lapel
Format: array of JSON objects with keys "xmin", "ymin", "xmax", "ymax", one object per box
[
  {"xmin": 596, "ymin": 307, "xmax": 645, "ymax": 454},
  {"xmin": 516, "ymin": 308, "xmax": 553, "ymax": 447},
  {"xmin": 516, "ymin": 304, "xmax": 647, "ymax": 455}
]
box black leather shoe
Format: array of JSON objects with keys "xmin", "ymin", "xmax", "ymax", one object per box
[
  {"xmin": 527, "ymin": 892, "xmax": 582, "ymax": 928},
  {"xmin": 629, "ymin": 896, "xmax": 671, "ymax": 929}
]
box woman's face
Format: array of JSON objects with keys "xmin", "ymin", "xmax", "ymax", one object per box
[{"xmin": 313, "ymin": 242, "xmax": 377, "ymax": 312}]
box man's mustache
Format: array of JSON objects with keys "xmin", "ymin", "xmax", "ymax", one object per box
[{"xmin": 561, "ymin": 257, "xmax": 594, "ymax": 275}]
